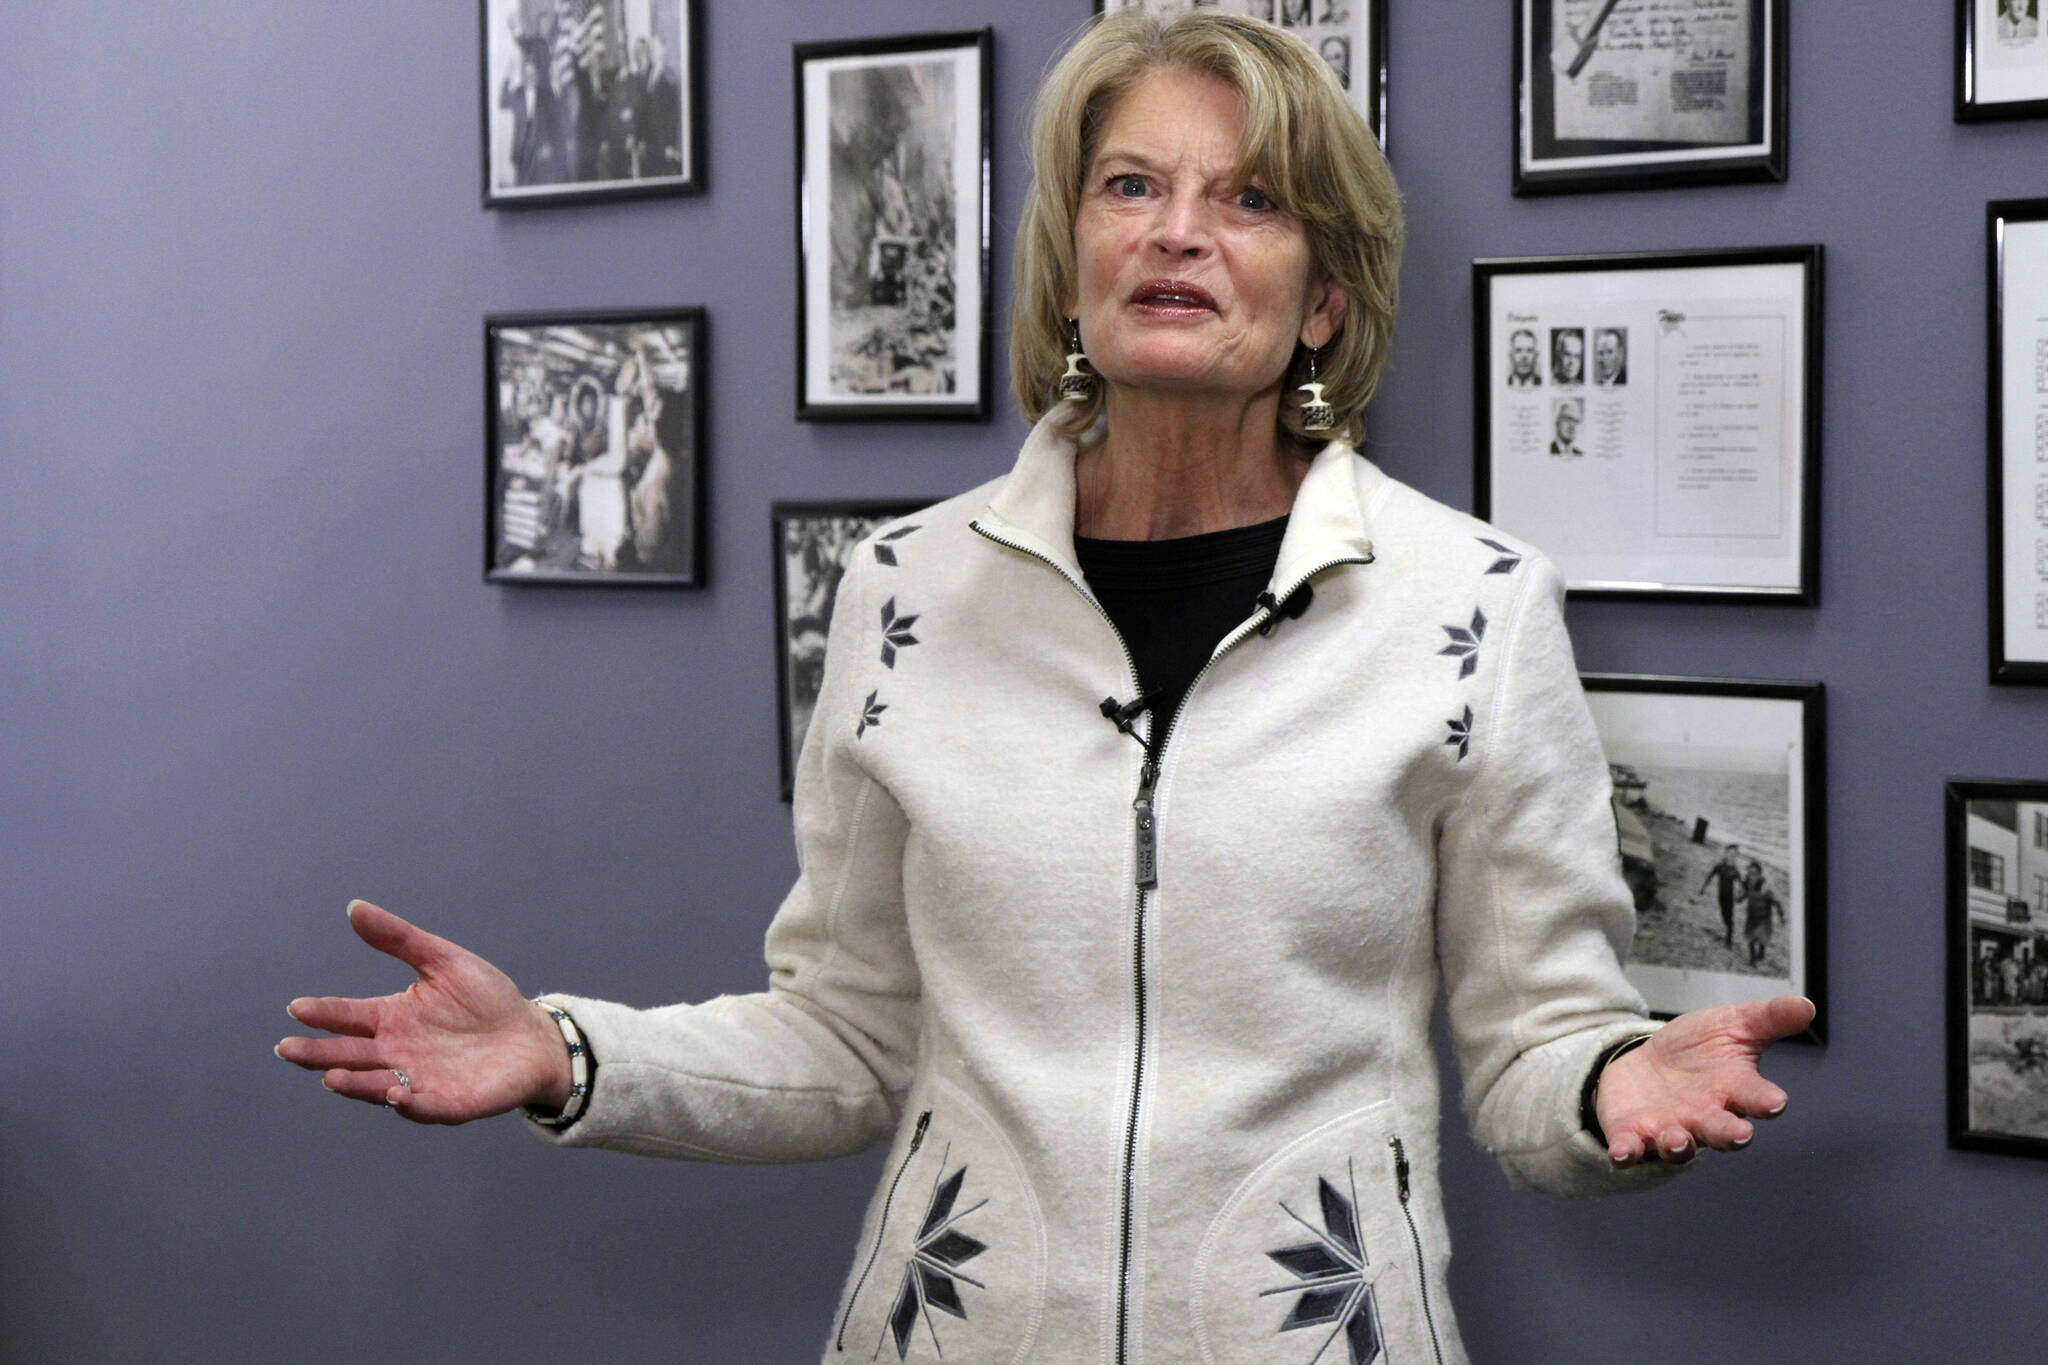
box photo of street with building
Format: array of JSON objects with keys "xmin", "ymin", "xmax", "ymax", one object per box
[
  {"xmin": 1584, "ymin": 677, "xmax": 1819, "ymax": 1026},
  {"xmin": 1953, "ymin": 792, "xmax": 2048, "ymax": 1146}
]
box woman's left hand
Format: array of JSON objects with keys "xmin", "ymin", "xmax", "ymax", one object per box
[{"xmin": 1593, "ymin": 994, "xmax": 1814, "ymax": 1168}]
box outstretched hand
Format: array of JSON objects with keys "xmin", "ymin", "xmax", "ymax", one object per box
[
  {"xmin": 276, "ymin": 901, "xmax": 570, "ymax": 1125},
  {"xmin": 1594, "ymin": 994, "xmax": 1814, "ymax": 1168}
]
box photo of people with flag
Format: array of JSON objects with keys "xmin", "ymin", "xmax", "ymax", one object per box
[{"xmin": 483, "ymin": 0, "xmax": 697, "ymax": 205}]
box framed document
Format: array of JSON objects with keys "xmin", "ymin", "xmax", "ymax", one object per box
[
  {"xmin": 1474, "ymin": 246, "xmax": 1823, "ymax": 603},
  {"xmin": 485, "ymin": 308, "xmax": 704, "ymax": 586},
  {"xmin": 1094, "ymin": 0, "xmax": 1388, "ymax": 144},
  {"xmin": 1989, "ymin": 200, "xmax": 2048, "ymax": 680},
  {"xmin": 1947, "ymin": 779, "xmax": 2048, "ymax": 1157},
  {"xmin": 795, "ymin": 31, "xmax": 992, "ymax": 422},
  {"xmin": 772, "ymin": 498, "xmax": 932, "ymax": 800},
  {"xmin": 1583, "ymin": 675, "xmax": 1825, "ymax": 1042},
  {"xmin": 1959, "ymin": 0, "xmax": 2048, "ymax": 121},
  {"xmin": 480, "ymin": 0, "xmax": 702, "ymax": 207},
  {"xmin": 1514, "ymin": 0, "xmax": 1786, "ymax": 195}
]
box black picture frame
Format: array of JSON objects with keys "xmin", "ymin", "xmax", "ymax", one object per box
[
  {"xmin": 1946, "ymin": 779, "xmax": 2048, "ymax": 1158},
  {"xmin": 772, "ymin": 499, "xmax": 933, "ymax": 800},
  {"xmin": 484, "ymin": 307, "xmax": 706, "ymax": 587},
  {"xmin": 1514, "ymin": 0, "xmax": 1786, "ymax": 195},
  {"xmin": 1988, "ymin": 199, "xmax": 2048, "ymax": 682},
  {"xmin": 1583, "ymin": 674, "xmax": 1826, "ymax": 1043},
  {"xmin": 1958, "ymin": 0, "xmax": 2048, "ymax": 122},
  {"xmin": 794, "ymin": 30, "xmax": 993, "ymax": 422},
  {"xmin": 1474, "ymin": 245, "xmax": 1823, "ymax": 604},
  {"xmin": 1091, "ymin": 1, "xmax": 1389, "ymax": 146},
  {"xmin": 479, "ymin": 0, "xmax": 704, "ymax": 208}
]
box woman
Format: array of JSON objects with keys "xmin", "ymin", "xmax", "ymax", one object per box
[{"xmin": 279, "ymin": 14, "xmax": 1809, "ymax": 1362}]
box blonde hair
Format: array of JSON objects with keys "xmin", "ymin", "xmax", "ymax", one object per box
[{"xmin": 1010, "ymin": 9, "xmax": 1403, "ymax": 447}]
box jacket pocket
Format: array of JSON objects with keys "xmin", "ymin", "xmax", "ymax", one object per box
[
  {"xmin": 827, "ymin": 1079, "xmax": 1045, "ymax": 1364},
  {"xmin": 1189, "ymin": 1101, "xmax": 1458, "ymax": 1365}
]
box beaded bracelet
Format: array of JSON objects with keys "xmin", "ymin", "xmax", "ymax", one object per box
[{"xmin": 522, "ymin": 1000, "xmax": 593, "ymax": 1130}]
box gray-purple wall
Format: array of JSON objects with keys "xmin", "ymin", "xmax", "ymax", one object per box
[{"xmin": 3, "ymin": 2, "xmax": 2041, "ymax": 1360}]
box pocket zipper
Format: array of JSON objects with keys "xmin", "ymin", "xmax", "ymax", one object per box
[
  {"xmin": 1387, "ymin": 1136, "xmax": 1445, "ymax": 1365},
  {"xmin": 836, "ymin": 1109, "xmax": 931, "ymax": 1352}
]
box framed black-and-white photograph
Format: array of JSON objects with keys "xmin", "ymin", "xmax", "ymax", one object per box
[
  {"xmin": 1094, "ymin": 0, "xmax": 1387, "ymax": 143},
  {"xmin": 1584, "ymin": 675, "xmax": 1825, "ymax": 1041},
  {"xmin": 1947, "ymin": 779, "xmax": 2048, "ymax": 1156},
  {"xmin": 1959, "ymin": 0, "xmax": 2048, "ymax": 120},
  {"xmin": 1475, "ymin": 246, "xmax": 1822, "ymax": 603},
  {"xmin": 1515, "ymin": 0, "xmax": 1786, "ymax": 195},
  {"xmin": 772, "ymin": 499, "xmax": 931, "ymax": 799},
  {"xmin": 485, "ymin": 308, "xmax": 704, "ymax": 586},
  {"xmin": 1988, "ymin": 200, "xmax": 2048, "ymax": 681},
  {"xmin": 480, "ymin": 0, "xmax": 701, "ymax": 207},
  {"xmin": 795, "ymin": 31, "xmax": 991, "ymax": 421}
]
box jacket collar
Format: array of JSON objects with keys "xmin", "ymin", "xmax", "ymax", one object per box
[{"xmin": 973, "ymin": 411, "xmax": 1379, "ymax": 597}]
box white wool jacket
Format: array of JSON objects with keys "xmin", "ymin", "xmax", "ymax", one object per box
[{"xmin": 532, "ymin": 415, "xmax": 1674, "ymax": 1364}]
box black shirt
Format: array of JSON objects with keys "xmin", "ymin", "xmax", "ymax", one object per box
[{"xmin": 1074, "ymin": 515, "xmax": 1289, "ymax": 742}]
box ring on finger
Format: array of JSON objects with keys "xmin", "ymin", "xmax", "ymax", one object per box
[{"xmin": 392, "ymin": 1069, "xmax": 411, "ymax": 1090}]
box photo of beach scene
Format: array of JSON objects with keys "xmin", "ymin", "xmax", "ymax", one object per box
[{"xmin": 1584, "ymin": 681, "xmax": 1812, "ymax": 1019}]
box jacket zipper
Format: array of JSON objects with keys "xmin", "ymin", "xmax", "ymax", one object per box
[
  {"xmin": 1388, "ymin": 1136, "xmax": 1445, "ymax": 1365},
  {"xmin": 835, "ymin": 1108, "xmax": 931, "ymax": 1352},
  {"xmin": 971, "ymin": 520, "xmax": 1371, "ymax": 1365}
]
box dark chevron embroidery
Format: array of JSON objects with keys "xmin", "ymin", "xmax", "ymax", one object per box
[
  {"xmin": 878, "ymin": 1151, "xmax": 989, "ymax": 1361},
  {"xmin": 1444, "ymin": 706, "xmax": 1473, "ymax": 761},
  {"xmin": 1437, "ymin": 607, "xmax": 1487, "ymax": 679},
  {"xmin": 879, "ymin": 597, "xmax": 920, "ymax": 668},
  {"xmin": 857, "ymin": 691, "xmax": 887, "ymax": 739},
  {"xmin": 1476, "ymin": 537, "xmax": 1522, "ymax": 575},
  {"xmin": 873, "ymin": 525, "xmax": 922, "ymax": 567},
  {"xmin": 1261, "ymin": 1164, "xmax": 1385, "ymax": 1365}
]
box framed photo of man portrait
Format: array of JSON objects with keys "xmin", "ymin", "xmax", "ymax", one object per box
[
  {"xmin": 480, "ymin": 0, "xmax": 702, "ymax": 207},
  {"xmin": 1947, "ymin": 779, "xmax": 2048, "ymax": 1157},
  {"xmin": 1514, "ymin": 0, "xmax": 1786, "ymax": 195},
  {"xmin": 771, "ymin": 499, "xmax": 933, "ymax": 799},
  {"xmin": 1584, "ymin": 674, "xmax": 1825, "ymax": 1042},
  {"xmin": 485, "ymin": 308, "xmax": 705, "ymax": 586},
  {"xmin": 1093, "ymin": 0, "xmax": 1388, "ymax": 144},
  {"xmin": 1474, "ymin": 245, "xmax": 1823, "ymax": 603},
  {"xmin": 1988, "ymin": 199, "xmax": 2048, "ymax": 680},
  {"xmin": 1959, "ymin": 0, "xmax": 2048, "ymax": 120},
  {"xmin": 795, "ymin": 30, "xmax": 993, "ymax": 421}
]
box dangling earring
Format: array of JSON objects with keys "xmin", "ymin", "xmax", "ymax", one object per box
[
  {"xmin": 1296, "ymin": 345, "xmax": 1335, "ymax": 434},
  {"xmin": 1058, "ymin": 319, "xmax": 1094, "ymax": 402}
]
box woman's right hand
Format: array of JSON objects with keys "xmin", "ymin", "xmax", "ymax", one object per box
[{"xmin": 276, "ymin": 901, "xmax": 572, "ymax": 1125}]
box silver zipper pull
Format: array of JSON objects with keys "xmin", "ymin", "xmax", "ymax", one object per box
[
  {"xmin": 909, "ymin": 1109, "xmax": 931, "ymax": 1153},
  {"xmin": 1388, "ymin": 1135, "xmax": 1411, "ymax": 1202},
  {"xmin": 1133, "ymin": 761, "xmax": 1159, "ymax": 891}
]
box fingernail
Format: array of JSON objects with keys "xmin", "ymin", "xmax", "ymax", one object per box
[
  {"xmin": 346, "ymin": 899, "xmax": 367, "ymax": 917},
  {"xmin": 273, "ymin": 1043, "xmax": 287, "ymax": 1060},
  {"xmin": 1765, "ymin": 1101, "xmax": 1787, "ymax": 1117},
  {"xmin": 1732, "ymin": 1135, "xmax": 1752, "ymax": 1148},
  {"xmin": 321, "ymin": 1076, "xmax": 335, "ymax": 1090},
  {"xmin": 285, "ymin": 1001, "xmax": 302, "ymax": 1020}
]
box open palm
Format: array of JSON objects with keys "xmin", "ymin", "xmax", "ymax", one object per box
[
  {"xmin": 276, "ymin": 901, "xmax": 569, "ymax": 1125},
  {"xmin": 1594, "ymin": 994, "xmax": 1813, "ymax": 1167}
]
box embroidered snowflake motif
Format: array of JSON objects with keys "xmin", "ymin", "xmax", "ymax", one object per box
[
  {"xmin": 1444, "ymin": 706, "xmax": 1473, "ymax": 761},
  {"xmin": 873, "ymin": 525, "xmax": 922, "ymax": 567},
  {"xmin": 857, "ymin": 691, "xmax": 887, "ymax": 739},
  {"xmin": 1475, "ymin": 537, "xmax": 1522, "ymax": 575},
  {"xmin": 1261, "ymin": 1165, "xmax": 1385, "ymax": 1365},
  {"xmin": 879, "ymin": 597, "xmax": 921, "ymax": 668},
  {"xmin": 1437, "ymin": 606, "xmax": 1488, "ymax": 679},
  {"xmin": 880, "ymin": 1157, "xmax": 989, "ymax": 1361}
]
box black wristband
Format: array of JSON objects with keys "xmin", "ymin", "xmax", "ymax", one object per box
[{"xmin": 1579, "ymin": 1030, "xmax": 1656, "ymax": 1147}]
